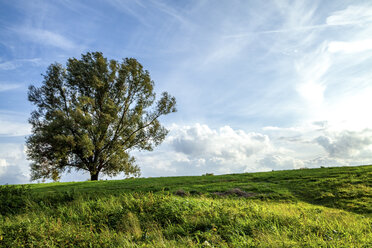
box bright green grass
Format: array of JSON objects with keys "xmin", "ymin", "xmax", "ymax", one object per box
[
  {"xmin": 31, "ymin": 165, "xmax": 372, "ymax": 214},
  {"xmin": 0, "ymin": 165, "xmax": 371, "ymax": 247},
  {"xmin": 0, "ymin": 193, "xmax": 371, "ymax": 247}
]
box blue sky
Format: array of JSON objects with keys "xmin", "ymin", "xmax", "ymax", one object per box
[{"xmin": 1, "ymin": 0, "xmax": 372, "ymax": 184}]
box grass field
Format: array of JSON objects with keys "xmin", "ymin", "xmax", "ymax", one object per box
[{"xmin": 0, "ymin": 165, "xmax": 371, "ymax": 247}]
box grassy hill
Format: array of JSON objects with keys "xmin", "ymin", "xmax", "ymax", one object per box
[{"xmin": 0, "ymin": 165, "xmax": 371, "ymax": 247}]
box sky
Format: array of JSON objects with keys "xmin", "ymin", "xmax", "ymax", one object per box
[{"xmin": 1, "ymin": 0, "xmax": 372, "ymax": 184}]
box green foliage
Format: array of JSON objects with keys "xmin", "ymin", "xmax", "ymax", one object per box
[
  {"xmin": 0, "ymin": 185, "xmax": 31, "ymax": 216},
  {"xmin": 26, "ymin": 52, "xmax": 176, "ymax": 181}
]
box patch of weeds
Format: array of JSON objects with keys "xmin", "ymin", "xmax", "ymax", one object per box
[
  {"xmin": 33, "ymin": 189, "xmax": 79, "ymax": 208},
  {"xmin": 190, "ymin": 190, "xmax": 202, "ymax": 196},
  {"xmin": 0, "ymin": 185, "xmax": 31, "ymax": 215},
  {"xmin": 213, "ymin": 188, "xmax": 256, "ymax": 198}
]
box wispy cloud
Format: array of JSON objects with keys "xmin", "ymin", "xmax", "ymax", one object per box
[
  {"xmin": 0, "ymin": 83, "xmax": 22, "ymax": 92},
  {"xmin": 0, "ymin": 61, "xmax": 18, "ymax": 70},
  {"xmin": 0, "ymin": 120, "xmax": 30, "ymax": 136},
  {"xmin": 225, "ymin": 3, "xmax": 372, "ymax": 37},
  {"xmin": 227, "ymin": 21, "xmax": 372, "ymax": 37},
  {"xmin": 295, "ymin": 43, "xmax": 330, "ymax": 108},
  {"xmin": 106, "ymin": 0, "xmax": 190, "ymax": 27},
  {"xmin": 149, "ymin": 0, "xmax": 190, "ymax": 26},
  {"xmin": 0, "ymin": 111, "xmax": 30, "ymax": 136},
  {"xmin": 14, "ymin": 27, "xmax": 78, "ymax": 51},
  {"xmin": 0, "ymin": 58, "xmax": 42, "ymax": 71},
  {"xmin": 107, "ymin": 0, "xmax": 149, "ymax": 26},
  {"xmin": 326, "ymin": 4, "xmax": 372, "ymax": 25},
  {"xmin": 257, "ymin": 2, "xmax": 372, "ymax": 131}
]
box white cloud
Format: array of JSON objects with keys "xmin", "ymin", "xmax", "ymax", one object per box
[
  {"xmin": 263, "ymin": 126, "xmax": 304, "ymax": 132},
  {"xmin": 296, "ymin": 81, "xmax": 326, "ymax": 106},
  {"xmin": 315, "ymin": 130, "xmax": 372, "ymax": 158},
  {"xmin": 0, "ymin": 159, "xmax": 6, "ymax": 167},
  {"xmin": 0, "ymin": 159, "xmax": 7, "ymax": 175},
  {"xmin": 134, "ymin": 123, "xmax": 372, "ymax": 177},
  {"xmin": 0, "ymin": 144, "xmax": 30, "ymax": 184},
  {"xmin": 170, "ymin": 123, "xmax": 271, "ymax": 163},
  {"xmin": 258, "ymin": 154, "xmax": 304, "ymax": 170},
  {"xmin": 263, "ymin": 121, "xmax": 372, "ymax": 164},
  {"xmin": 294, "ymin": 43, "xmax": 330, "ymax": 108},
  {"xmin": 137, "ymin": 123, "xmax": 347, "ymax": 176},
  {"xmin": 304, "ymin": 156, "xmax": 348, "ymax": 168},
  {"xmin": 328, "ymin": 39, "xmax": 372, "ymax": 53},
  {"xmin": 285, "ymin": 3, "xmax": 372, "ymax": 130},
  {"xmin": 2, "ymin": 122, "xmax": 372, "ymax": 184},
  {"xmin": 317, "ymin": 86, "xmax": 372, "ymax": 132},
  {"xmin": 133, "ymin": 123, "xmax": 275, "ymax": 176}
]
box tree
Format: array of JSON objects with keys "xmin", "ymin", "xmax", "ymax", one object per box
[{"xmin": 26, "ymin": 52, "xmax": 176, "ymax": 181}]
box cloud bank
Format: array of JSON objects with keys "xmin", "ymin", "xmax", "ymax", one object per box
[{"xmin": 136, "ymin": 123, "xmax": 372, "ymax": 178}]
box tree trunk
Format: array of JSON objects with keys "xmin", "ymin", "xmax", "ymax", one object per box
[{"xmin": 90, "ymin": 171, "xmax": 99, "ymax": 181}]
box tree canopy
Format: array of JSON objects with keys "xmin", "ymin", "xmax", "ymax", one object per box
[{"xmin": 26, "ymin": 52, "xmax": 176, "ymax": 181}]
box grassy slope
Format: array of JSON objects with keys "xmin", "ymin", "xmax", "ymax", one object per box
[
  {"xmin": 32, "ymin": 165, "xmax": 372, "ymax": 214},
  {"xmin": 0, "ymin": 165, "xmax": 371, "ymax": 247}
]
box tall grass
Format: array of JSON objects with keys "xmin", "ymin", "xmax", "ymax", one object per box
[
  {"xmin": 30, "ymin": 165, "xmax": 372, "ymax": 214},
  {"xmin": 0, "ymin": 165, "xmax": 371, "ymax": 247},
  {"xmin": 0, "ymin": 192, "xmax": 371, "ymax": 247}
]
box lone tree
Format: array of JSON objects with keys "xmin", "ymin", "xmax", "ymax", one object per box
[{"xmin": 27, "ymin": 52, "xmax": 176, "ymax": 181}]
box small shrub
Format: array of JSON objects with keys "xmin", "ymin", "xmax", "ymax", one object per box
[
  {"xmin": 174, "ymin": 189, "xmax": 188, "ymax": 197},
  {"xmin": 202, "ymin": 173, "xmax": 214, "ymax": 176}
]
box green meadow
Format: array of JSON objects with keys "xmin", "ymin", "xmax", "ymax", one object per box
[{"xmin": 1, "ymin": 165, "xmax": 371, "ymax": 247}]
